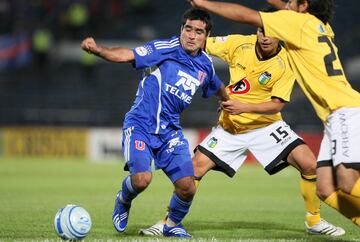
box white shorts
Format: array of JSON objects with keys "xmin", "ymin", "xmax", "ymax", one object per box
[
  {"xmin": 197, "ymin": 121, "xmax": 304, "ymax": 177},
  {"xmin": 317, "ymin": 107, "xmax": 360, "ymax": 169}
]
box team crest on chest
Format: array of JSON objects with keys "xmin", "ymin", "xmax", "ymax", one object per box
[
  {"xmin": 198, "ymin": 71, "xmax": 207, "ymax": 85},
  {"xmin": 228, "ymin": 78, "xmax": 251, "ymax": 94},
  {"xmin": 258, "ymin": 71, "xmax": 271, "ymax": 85}
]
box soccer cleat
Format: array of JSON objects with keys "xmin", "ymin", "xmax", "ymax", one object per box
[
  {"xmin": 163, "ymin": 223, "xmax": 192, "ymax": 238},
  {"xmin": 138, "ymin": 220, "xmax": 164, "ymax": 236},
  {"xmin": 112, "ymin": 191, "xmax": 131, "ymax": 233},
  {"xmin": 305, "ymin": 219, "xmax": 345, "ymax": 236}
]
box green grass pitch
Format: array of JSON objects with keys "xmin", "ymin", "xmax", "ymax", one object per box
[{"xmin": 0, "ymin": 158, "xmax": 359, "ymax": 241}]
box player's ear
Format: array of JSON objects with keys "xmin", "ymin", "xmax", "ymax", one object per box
[{"xmin": 299, "ymin": 0, "xmax": 309, "ymax": 13}]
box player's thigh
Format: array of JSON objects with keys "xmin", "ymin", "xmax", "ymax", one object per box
[
  {"xmin": 317, "ymin": 130, "xmax": 337, "ymax": 198},
  {"xmin": 192, "ymin": 149, "xmax": 216, "ymax": 178},
  {"xmin": 328, "ymin": 107, "xmax": 360, "ymax": 169},
  {"xmin": 287, "ymin": 144, "xmax": 316, "ymax": 175},
  {"xmin": 157, "ymin": 131, "xmax": 194, "ymax": 184},
  {"xmin": 122, "ymin": 126, "xmax": 153, "ymax": 174},
  {"xmin": 197, "ymin": 125, "xmax": 248, "ymax": 178},
  {"xmin": 317, "ymin": 128, "xmax": 332, "ymax": 167},
  {"xmin": 249, "ymin": 120, "xmax": 304, "ymax": 175}
]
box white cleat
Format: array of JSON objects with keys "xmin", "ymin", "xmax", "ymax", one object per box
[
  {"xmin": 138, "ymin": 220, "xmax": 164, "ymax": 236},
  {"xmin": 305, "ymin": 219, "xmax": 345, "ymax": 236}
]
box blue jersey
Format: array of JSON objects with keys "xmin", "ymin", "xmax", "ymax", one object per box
[{"xmin": 123, "ymin": 36, "xmax": 222, "ymax": 134}]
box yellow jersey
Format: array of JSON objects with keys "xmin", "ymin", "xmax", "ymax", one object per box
[
  {"xmin": 260, "ymin": 10, "xmax": 360, "ymax": 122},
  {"xmin": 206, "ymin": 35, "xmax": 295, "ymax": 134}
]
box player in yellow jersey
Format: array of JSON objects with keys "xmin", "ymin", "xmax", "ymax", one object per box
[
  {"xmin": 139, "ymin": 19, "xmax": 344, "ymax": 236},
  {"xmin": 188, "ymin": 0, "xmax": 360, "ymax": 228}
]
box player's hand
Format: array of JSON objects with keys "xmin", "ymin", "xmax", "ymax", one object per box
[
  {"xmin": 187, "ymin": 0, "xmax": 206, "ymax": 8},
  {"xmin": 81, "ymin": 37, "xmax": 98, "ymax": 54},
  {"xmin": 221, "ymin": 99, "xmax": 247, "ymax": 115}
]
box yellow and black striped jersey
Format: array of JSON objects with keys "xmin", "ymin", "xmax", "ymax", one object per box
[
  {"xmin": 206, "ymin": 35, "xmax": 295, "ymax": 134},
  {"xmin": 260, "ymin": 10, "xmax": 360, "ymax": 122}
]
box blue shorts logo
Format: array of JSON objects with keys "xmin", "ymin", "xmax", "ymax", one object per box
[{"xmin": 135, "ymin": 140, "xmax": 145, "ymax": 151}]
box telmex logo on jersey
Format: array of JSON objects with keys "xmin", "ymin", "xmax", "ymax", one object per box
[{"xmin": 165, "ymin": 70, "xmax": 201, "ymax": 104}]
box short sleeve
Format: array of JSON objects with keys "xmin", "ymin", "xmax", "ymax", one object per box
[
  {"xmin": 132, "ymin": 37, "xmax": 180, "ymax": 69},
  {"xmin": 206, "ymin": 35, "xmax": 255, "ymax": 63},
  {"xmin": 271, "ymin": 60, "xmax": 295, "ymax": 102},
  {"xmin": 201, "ymin": 73, "xmax": 222, "ymax": 98},
  {"xmin": 260, "ymin": 10, "xmax": 306, "ymax": 48}
]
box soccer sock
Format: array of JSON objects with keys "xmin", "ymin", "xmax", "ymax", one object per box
[
  {"xmin": 351, "ymin": 178, "xmax": 360, "ymax": 198},
  {"xmin": 119, "ymin": 176, "xmax": 139, "ymax": 205},
  {"xmin": 324, "ymin": 191, "xmax": 360, "ymax": 226},
  {"xmin": 300, "ymin": 174, "xmax": 321, "ymax": 226},
  {"xmin": 194, "ymin": 178, "xmax": 201, "ymax": 188},
  {"xmin": 162, "ymin": 178, "xmax": 201, "ymax": 223},
  {"xmin": 167, "ymin": 192, "xmax": 192, "ymax": 226}
]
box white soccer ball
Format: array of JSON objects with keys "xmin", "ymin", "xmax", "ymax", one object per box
[{"xmin": 54, "ymin": 204, "xmax": 92, "ymax": 240}]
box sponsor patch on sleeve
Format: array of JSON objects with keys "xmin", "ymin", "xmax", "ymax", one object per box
[
  {"xmin": 216, "ymin": 36, "xmax": 227, "ymax": 42},
  {"xmin": 135, "ymin": 46, "xmax": 148, "ymax": 56}
]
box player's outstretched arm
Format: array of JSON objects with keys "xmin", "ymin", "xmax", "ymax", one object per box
[
  {"xmin": 81, "ymin": 37, "xmax": 135, "ymax": 63},
  {"xmin": 188, "ymin": 0, "xmax": 263, "ymax": 27},
  {"xmin": 221, "ymin": 98, "xmax": 284, "ymax": 115},
  {"xmin": 267, "ymin": 0, "xmax": 287, "ymax": 10}
]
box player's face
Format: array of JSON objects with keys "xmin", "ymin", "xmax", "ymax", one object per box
[
  {"xmin": 256, "ymin": 28, "xmax": 279, "ymax": 56},
  {"xmin": 180, "ymin": 19, "xmax": 208, "ymax": 56}
]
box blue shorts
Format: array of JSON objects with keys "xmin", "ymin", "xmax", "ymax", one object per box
[{"xmin": 121, "ymin": 126, "xmax": 194, "ymax": 183}]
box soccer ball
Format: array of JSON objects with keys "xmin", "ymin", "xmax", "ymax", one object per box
[{"xmin": 54, "ymin": 204, "xmax": 92, "ymax": 240}]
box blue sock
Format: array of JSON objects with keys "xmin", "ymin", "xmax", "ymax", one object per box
[
  {"xmin": 119, "ymin": 176, "xmax": 139, "ymax": 204},
  {"xmin": 168, "ymin": 192, "xmax": 192, "ymax": 225}
]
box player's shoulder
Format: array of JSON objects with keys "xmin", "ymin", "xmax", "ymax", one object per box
[
  {"xmin": 209, "ymin": 34, "xmax": 256, "ymax": 46},
  {"xmin": 261, "ymin": 10, "xmax": 312, "ymax": 24},
  {"xmin": 151, "ymin": 36, "xmax": 180, "ymax": 52},
  {"xmin": 197, "ymin": 50, "xmax": 216, "ymax": 74},
  {"xmin": 273, "ymin": 46, "xmax": 291, "ymax": 70},
  {"xmin": 200, "ymin": 50, "xmax": 213, "ymax": 64}
]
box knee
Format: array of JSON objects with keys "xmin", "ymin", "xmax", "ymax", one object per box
[
  {"xmin": 337, "ymin": 180, "xmax": 354, "ymax": 195},
  {"xmin": 301, "ymin": 166, "xmax": 316, "ymax": 176},
  {"xmin": 176, "ymin": 181, "xmax": 197, "ymax": 201},
  {"xmin": 336, "ymin": 164, "xmax": 360, "ymax": 195},
  {"xmin": 131, "ymin": 173, "xmax": 152, "ymax": 191},
  {"xmin": 316, "ymin": 183, "xmax": 334, "ymax": 201},
  {"xmin": 298, "ymin": 160, "xmax": 316, "ymax": 176}
]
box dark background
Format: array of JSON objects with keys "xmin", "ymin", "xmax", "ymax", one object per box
[{"xmin": 0, "ymin": 0, "xmax": 359, "ymax": 132}]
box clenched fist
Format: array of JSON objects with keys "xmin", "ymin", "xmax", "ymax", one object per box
[{"xmin": 81, "ymin": 37, "xmax": 100, "ymax": 55}]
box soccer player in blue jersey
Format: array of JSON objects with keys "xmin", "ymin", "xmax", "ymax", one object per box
[{"xmin": 81, "ymin": 8, "xmax": 228, "ymax": 238}]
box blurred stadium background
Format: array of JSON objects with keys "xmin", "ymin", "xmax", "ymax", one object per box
[{"xmin": 0, "ymin": 0, "xmax": 359, "ymax": 161}]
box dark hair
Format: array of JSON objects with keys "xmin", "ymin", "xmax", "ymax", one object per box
[
  {"xmin": 260, "ymin": 5, "xmax": 279, "ymax": 13},
  {"xmin": 298, "ymin": 0, "xmax": 334, "ymax": 24},
  {"xmin": 182, "ymin": 8, "xmax": 213, "ymax": 34}
]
